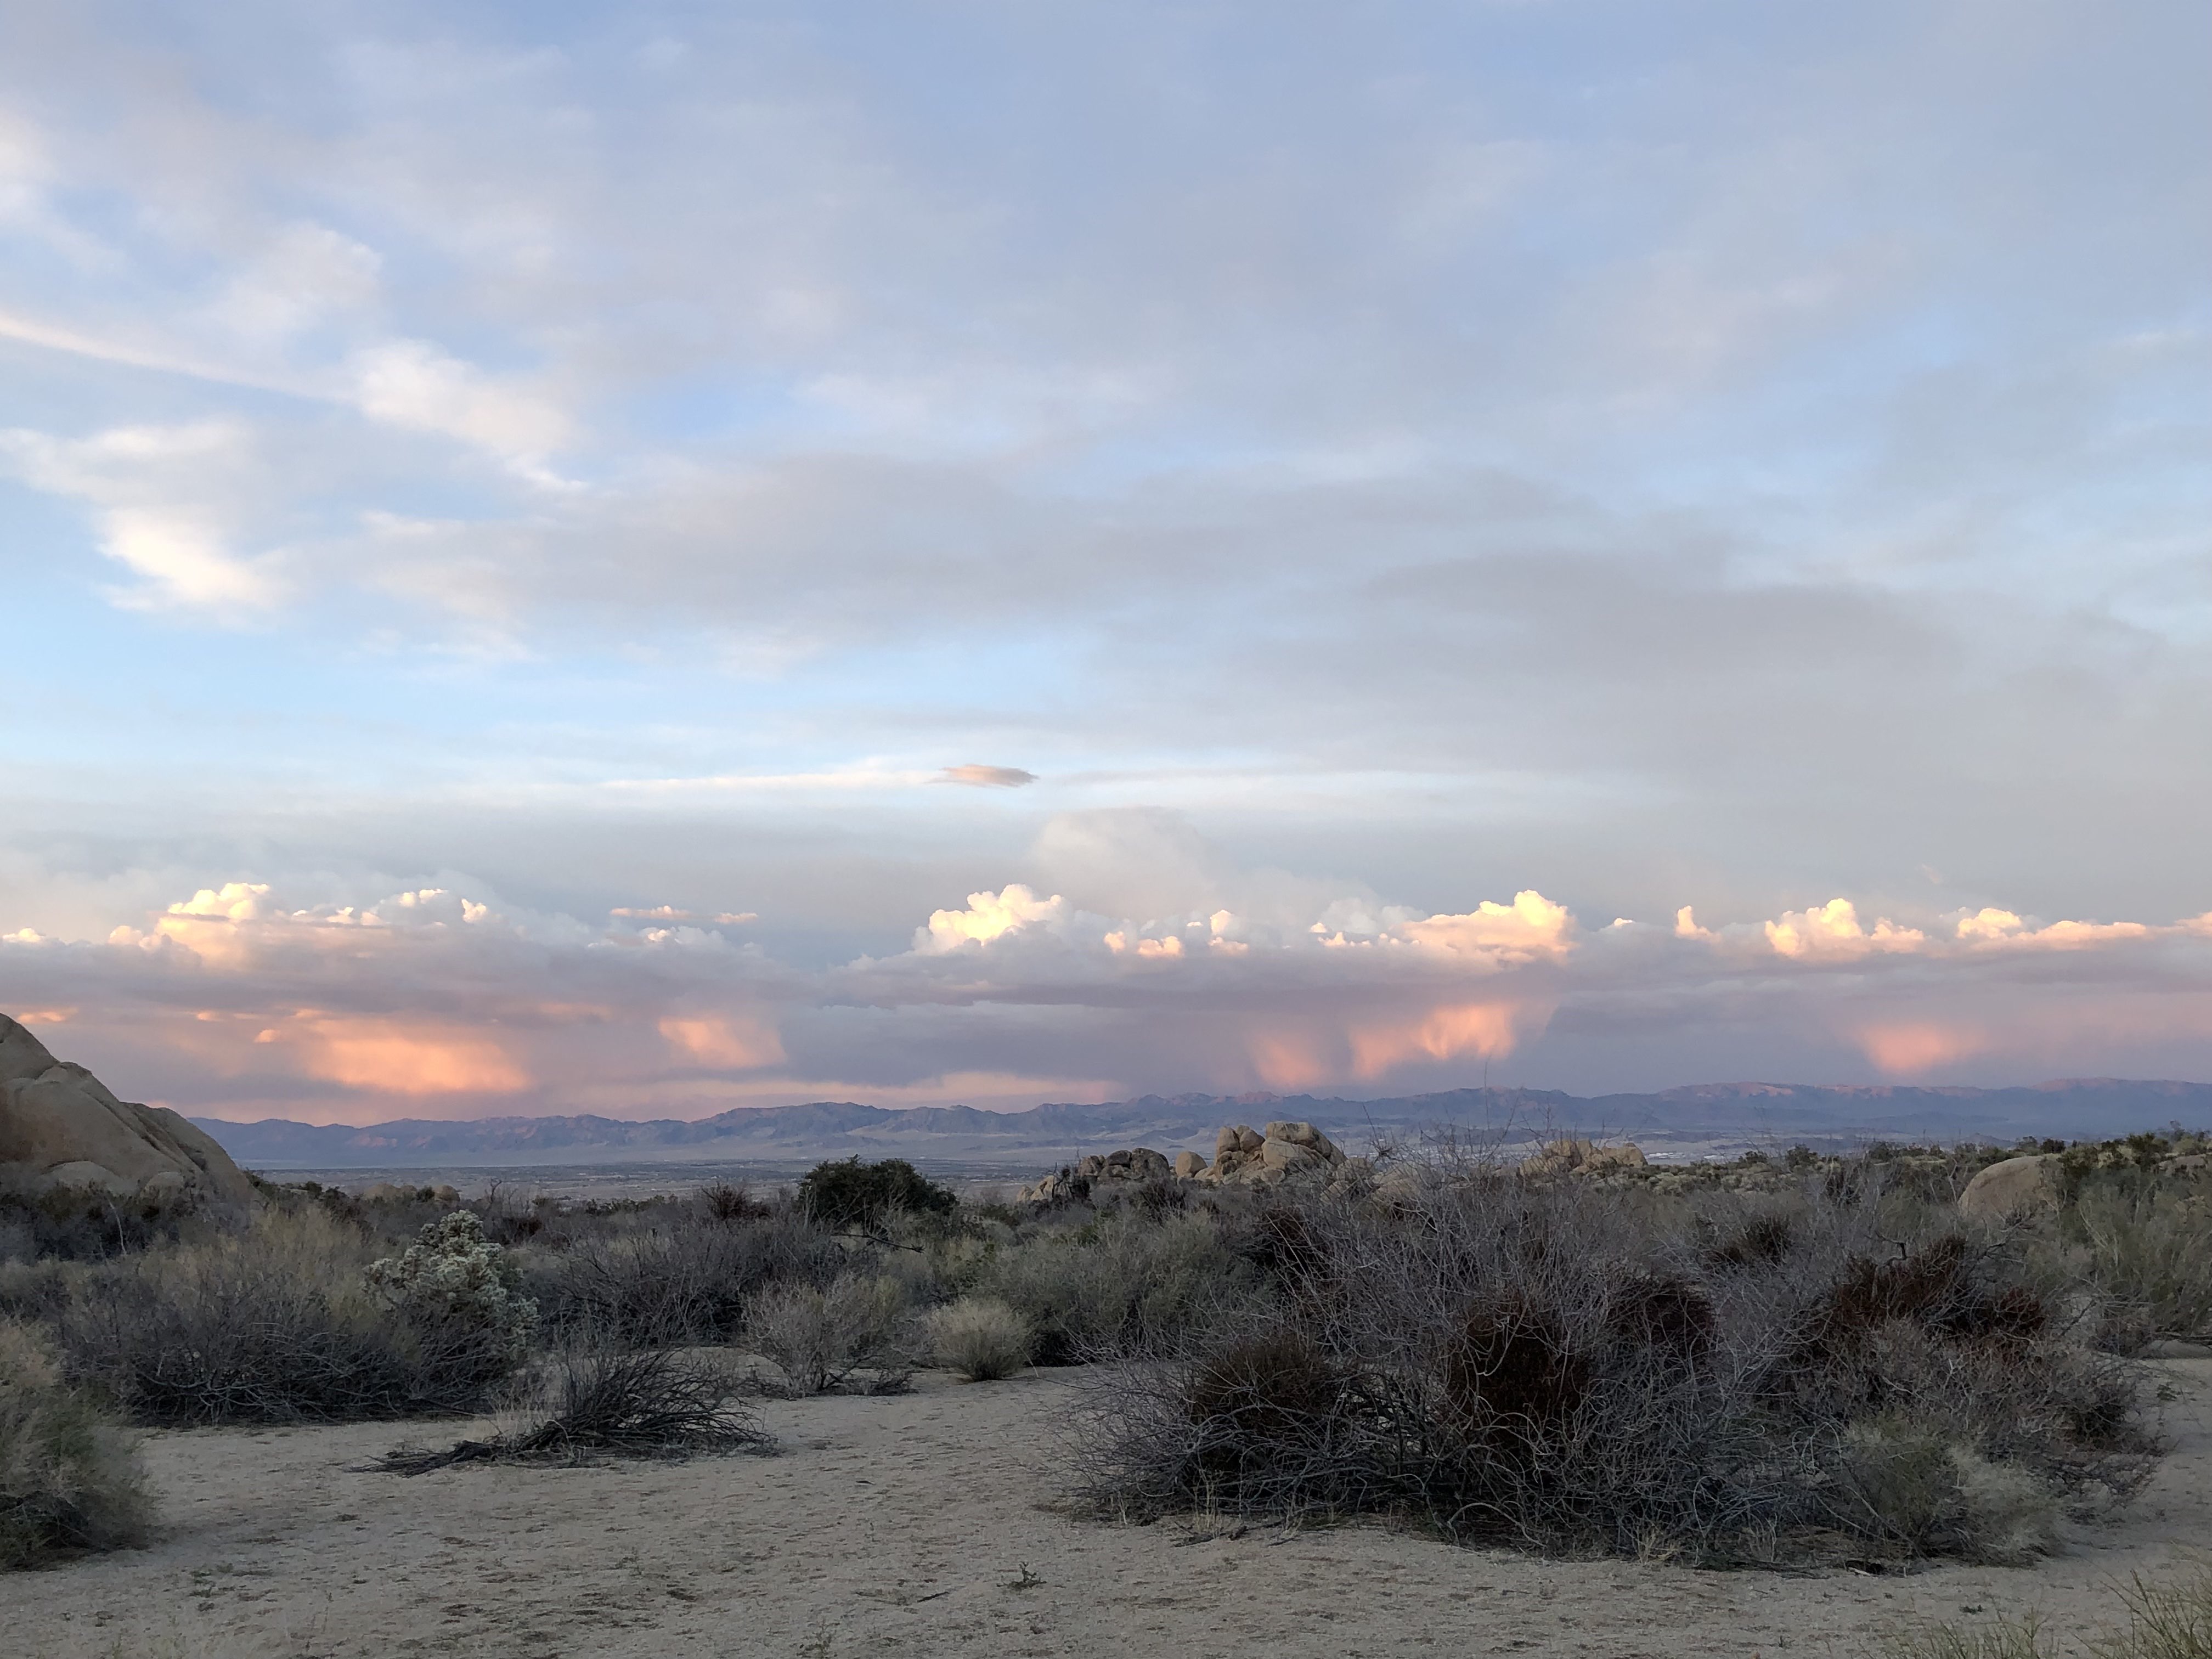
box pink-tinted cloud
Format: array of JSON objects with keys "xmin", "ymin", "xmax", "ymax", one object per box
[{"xmin": 9, "ymin": 870, "xmax": 2212, "ymax": 1122}]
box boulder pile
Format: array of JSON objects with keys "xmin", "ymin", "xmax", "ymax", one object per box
[
  {"xmin": 1017, "ymin": 1120, "xmax": 1356, "ymax": 1204},
  {"xmin": 0, "ymin": 1013, "xmax": 256, "ymax": 1211},
  {"xmin": 1518, "ymin": 1137, "xmax": 1648, "ymax": 1178},
  {"xmin": 1199, "ymin": 1120, "xmax": 1349, "ymax": 1186}
]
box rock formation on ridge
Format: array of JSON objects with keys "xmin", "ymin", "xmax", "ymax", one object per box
[{"xmin": 0, "ymin": 1013, "xmax": 256, "ymax": 1210}]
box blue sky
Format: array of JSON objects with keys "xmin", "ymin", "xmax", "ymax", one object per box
[{"xmin": 3, "ymin": 1, "xmax": 2209, "ymax": 1121}]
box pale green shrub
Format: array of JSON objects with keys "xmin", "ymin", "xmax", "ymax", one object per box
[
  {"xmin": 929, "ymin": 1297, "xmax": 1034, "ymax": 1381},
  {"xmin": 0, "ymin": 1319, "xmax": 149, "ymax": 1566},
  {"xmin": 1838, "ymin": 1417, "xmax": 2057, "ymax": 1565},
  {"xmin": 366, "ymin": 1210, "xmax": 538, "ymax": 1357}
]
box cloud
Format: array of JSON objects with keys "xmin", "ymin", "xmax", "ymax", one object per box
[
  {"xmin": 10, "ymin": 859, "xmax": 2212, "ymax": 1121},
  {"xmin": 657, "ymin": 1013, "xmax": 785, "ymax": 1070},
  {"xmin": 939, "ymin": 765, "xmax": 1036, "ymax": 788},
  {"xmin": 1763, "ymin": 899, "xmax": 1925, "ymax": 960},
  {"xmin": 0, "ymin": 4, "xmax": 2207, "ymax": 1116},
  {"xmin": 0, "ymin": 422, "xmax": 283, "ymax": 613},
  {"xmin": 346, "ymin": 340, "xmax": 571, "ymax": 465},
  {"xmin": 916, "ymin": 885, "xmax": 1073, "ymax": 952},
  {"xmin": 280, "ymin": 1016, "xmax": 531, "ymax": 1097}
]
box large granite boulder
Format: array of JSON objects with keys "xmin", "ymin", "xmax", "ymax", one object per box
[
  {"xmin": 1958, "ymin": 1154, "xmax": 2062, "ymax": 1222},
  {"xmin": 0, "ymin": 1014, "xmax": 256, "ymax": 1210}
]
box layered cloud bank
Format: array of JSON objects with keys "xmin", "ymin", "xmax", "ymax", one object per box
[{"xmin": 7, "ymin": 854, "xmax": 2212, "ymax": 1125}]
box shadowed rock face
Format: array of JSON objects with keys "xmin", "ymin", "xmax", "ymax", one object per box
[{"xmin": 0, "ymin": 1015, "xmax": 256, "ymax": 1210}]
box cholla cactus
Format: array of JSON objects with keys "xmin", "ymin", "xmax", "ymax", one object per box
[{"xmin": 366, "ymin": 1211, "xmax": 538, "ymax": 1353}]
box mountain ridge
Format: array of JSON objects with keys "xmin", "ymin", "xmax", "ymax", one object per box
[{"xmin": 189, "ymin": 1077, "xmax": 2212, "ymax": 1168}]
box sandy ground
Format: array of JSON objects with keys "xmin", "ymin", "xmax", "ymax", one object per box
[{"xmin": 10, "ymin": 1358, "xmax": 2210, "ymax": 1659}]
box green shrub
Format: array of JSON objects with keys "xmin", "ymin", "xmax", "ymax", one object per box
[
  {"xmin": 0, "ymin": 1319, "xmax": 150, "ymax": 1566},
  {"xmin": 798, "ymin": 1159, "xmax": 956, "ymax": 1230}
]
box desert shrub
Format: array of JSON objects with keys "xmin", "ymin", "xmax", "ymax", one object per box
[
  {"xmin": 1071, "ymin": 1167, "xmax": 2151, "ymax": 1561},
  {"xmin": 798, "ymin": 1158, "xmax": 956, "ymax": 1231},
  {"xmin": 0, "ymin": 1319, "xmax": 150, "ymax": 1566},
  {"xmin": 531, "ymin": 1210, "xmax": 841, "ymax": 1344},
  {"xmin": 0, "ymin": 1172, "xmax": 195, "ymax": 1262},
  {"xmin": 983, "ymin": 1210, "xmax": 1257, "ymax": 1364},
  {"xmin": 747, "ymin": 1272, "xmax": 917, "ymax": 1394},
  {"xmin": 699, "ymin": 1181, "xmax": 769, "ymax": 1223},
  {"xmin": 365, "ymin": 1211, "xmax": 538, "ymax": 1354},
  {"xmin": 2066, "ymin": 1179, "xmax": 2212, "ymax": 1344},
  {"xmin": 929, "ymin": 1297, "xmax": 1034, "ymax": 1381},
  {"xmin": 1837, "ymin": 1417, "xmax": 2056, "ymax": 1564},
  {"xmin": 55, "ymin": 1207, "xmax": 521, "ymax": 1424},
  {"xmin": 375, "ymin": 1341, "xmax": 769, "ymax": 1473}
]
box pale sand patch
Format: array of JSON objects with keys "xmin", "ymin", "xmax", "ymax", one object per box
[{"xmin": 6, "ymin": 1359, "xmax": 2207, "ymax": 1659}]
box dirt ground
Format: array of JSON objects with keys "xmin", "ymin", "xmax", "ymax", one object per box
[{"xmin": 10, "ymin": 1358, "xmax": 2209, "ymax": 1659}]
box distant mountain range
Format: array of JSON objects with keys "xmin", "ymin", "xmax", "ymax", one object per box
[{"xmin": 191, "ymin": 1078, "xmax": 2212, "ymax": 1171}]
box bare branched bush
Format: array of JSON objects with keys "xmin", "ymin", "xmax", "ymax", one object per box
[
  {"xmin": 532, "ymin": 1210, "xmax": 842, "ymax": 1345},
  {"xmin": 928, "ymin": 1297, "xmax": 1034, "ymax": 1381},
  {"xmin": 375, "ymin": 1341, "xmax": 769, "ymax": 1474},
  {"xmin": 748, "ymin": 1273, "xmax": 918, "ymax": 1394},
  {"xmin": 1070, "ymin": 1167, "xmax": 2152, "ymax": 1563},
  {"xmin": 54, "ymin": 1208, "xmax": 520, "ymax": 1424},
  {"xmin": 0, "ymin": 1319, "xmax": 150, "ymax": 1566}
]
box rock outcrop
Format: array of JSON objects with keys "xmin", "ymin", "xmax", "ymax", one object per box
[
  {"xmin": 1201, "ymin": 1120, "xmax": 1348, "ymax": 1186},
  {"xmin": 1519, "ymin": 1137, "xmax": 1648, "ymax": 1178},
  {"xmin": 1957, "ymin": 1154, "xmax": 2064, "ymax": 1221},
  {"xmin": 0, "ymin": 1014, "xmax": 256, "ymax": 1211},
  {"xmin": 1018, "ymin": 1120, "xmax": 1357, "ymax": 1203}
]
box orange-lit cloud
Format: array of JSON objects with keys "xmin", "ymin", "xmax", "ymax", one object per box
[
  {"xmin": 1246, "ymin": 1029, "xmax": 1331, "ymax": 1091},
  {"xmin": 282, "ymin": 1016, "xmax": 530, "ymax": 1096},
  {"xmin": 1855, "ymin": 1020, "xmax": 1990, "ymax": 1075},
  {"xmin": 1349, "ymin": 1000, "xmax": 1540, "ymax": 1079},
  {"xmin": 658, "ymin": 1013, "xmax": 786, "ymax": 1069}
]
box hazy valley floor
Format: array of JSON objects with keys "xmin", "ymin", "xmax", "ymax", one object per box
[{"xmin": 12, "ymin": 1358, "xmax": 2211, "ymax": 1659}]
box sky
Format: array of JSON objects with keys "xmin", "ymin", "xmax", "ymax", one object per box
[{"xmin": 2, "ymin": 1, "xmax": 2209, "ymax": 1126}]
